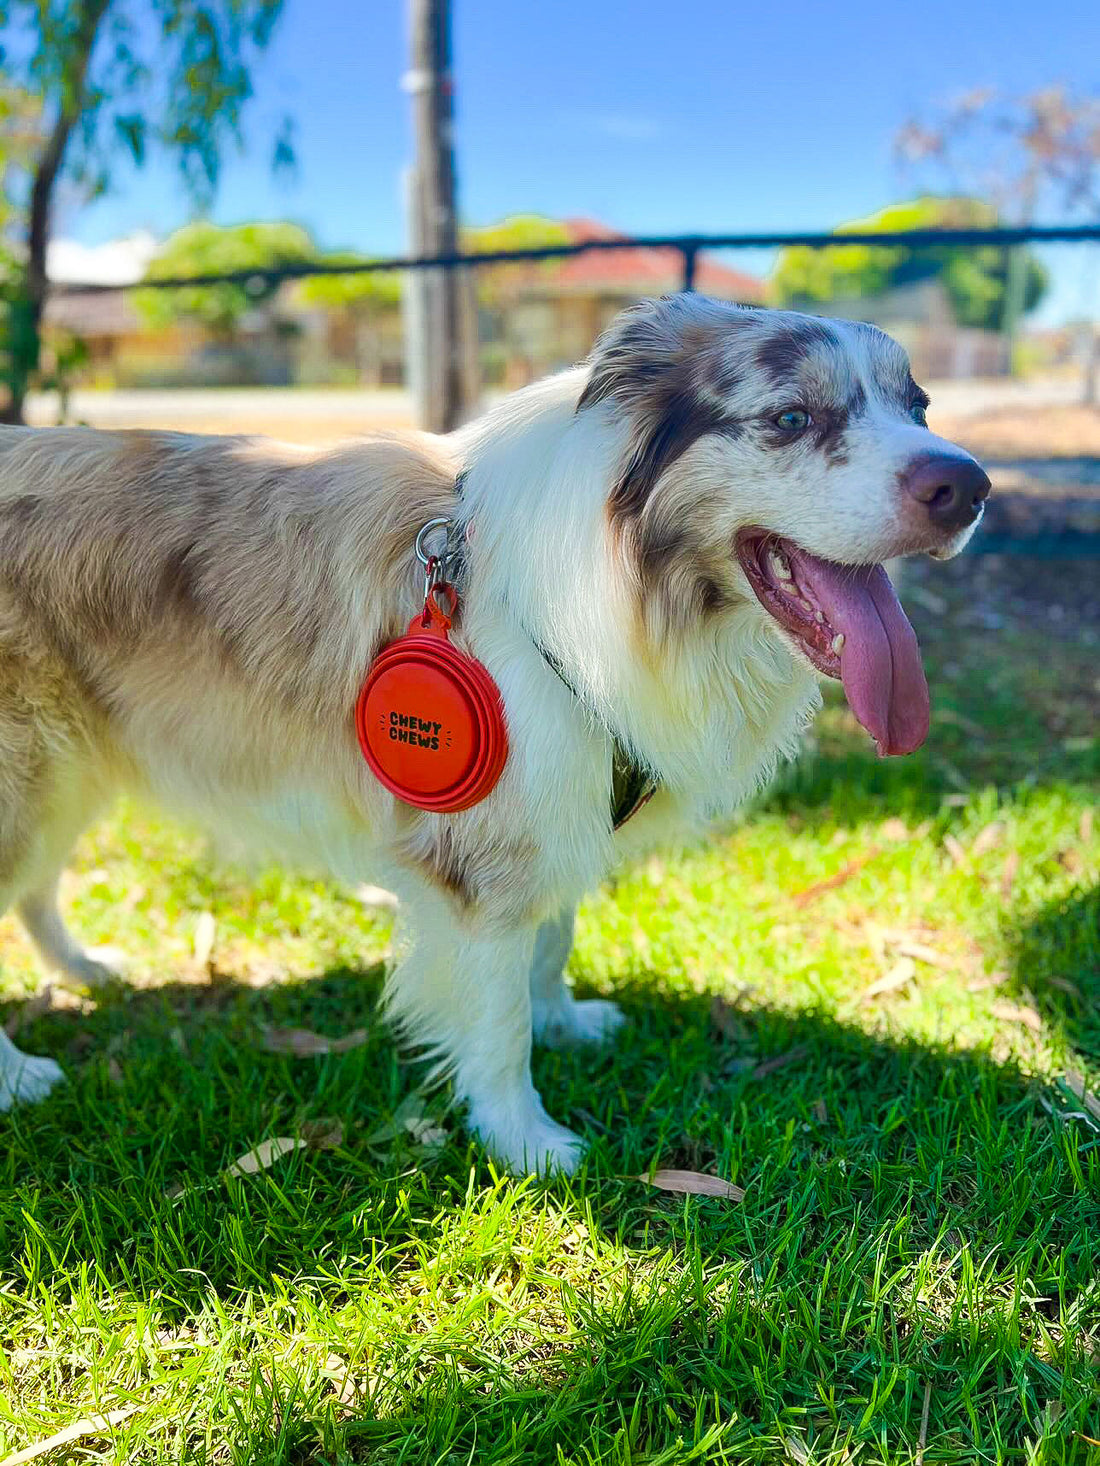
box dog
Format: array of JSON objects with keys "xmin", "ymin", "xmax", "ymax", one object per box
[{"xmin": 0, "ymin": 295, "xmax": 990, "ymax": 1171}]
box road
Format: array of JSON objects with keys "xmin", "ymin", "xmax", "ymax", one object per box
[{"xmin": 22, "ymin": 372, "xmax": 1089, "ymax": 441}]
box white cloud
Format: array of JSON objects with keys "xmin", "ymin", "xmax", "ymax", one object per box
[
  {"xmin": 566, "ymin": 112, "xmax": 664, "ymax": 141},
  {"xmin": 47, "ymin": 231, "xmax": 159, "ymax": 286}
]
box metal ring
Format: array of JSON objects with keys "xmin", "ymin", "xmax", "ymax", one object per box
[{"xmin": 414, "ymin": 518, "xmax": 452, "ymax": 567}]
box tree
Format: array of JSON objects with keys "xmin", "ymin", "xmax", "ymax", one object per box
[
  {"xmin": 135, "ymin": 220, "xmax": 316, "ymax": 341},
  {"xmin": 297, "ymin": 253, "xmax": 402, "ymax": 313},
  {"xmin": 463, "ymin": 214, "xmax": 570, "ymax": 306},
  {"xmin": 895, "ymin": 86, "xmax": 1100, "ymax": 392},
  {"xmin": 771, "ymin": 196, "xmax": 1047, "ymax": 331},
  {"xmin": 0, "ymin": 0, "xmax": 289, "ymax": 422},
  {"xmin": 895, "ymin": 87, "xmax": 1100, "ymax": 225}
]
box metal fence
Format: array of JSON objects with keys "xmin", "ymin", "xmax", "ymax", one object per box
[
  {"xmin": 49, "ymin": 221, "xmax": 1100, "ymax": 557},
  {"xmin": 51, "ymin": 221, "xmax": 1100, "ymax": 296}
]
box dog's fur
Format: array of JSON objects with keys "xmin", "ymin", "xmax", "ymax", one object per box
[{"xmin": 0, "ymin": 297, "xmax": 986, "ymax": 1170}]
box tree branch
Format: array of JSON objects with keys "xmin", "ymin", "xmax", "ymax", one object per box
[{"xmin": 26, "ymin": 0, "xmax": 112, "ymax": 303}]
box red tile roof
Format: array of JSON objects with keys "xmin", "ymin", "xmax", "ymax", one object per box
[{"xmin": 548, "ymin": 218, "xmax": 764, "ymax": 300}]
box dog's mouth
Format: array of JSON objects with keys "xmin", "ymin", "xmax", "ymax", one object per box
[{"xmin": 735, "ymin": 530, "xmax": 930, "ymax": 757}]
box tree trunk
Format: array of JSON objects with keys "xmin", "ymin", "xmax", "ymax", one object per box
[{"xmin": 0, "ymin": 0, "xmax": 111, "ymax": 424}]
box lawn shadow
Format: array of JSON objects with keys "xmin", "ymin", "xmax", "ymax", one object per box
[
  {"xmin": 1006, "ymin": 880, "xmax": 1100, "ymax": 1062},
  {"xmin": 2, "ymin": 951, "xmax": 1099, "ymax": 1461}
]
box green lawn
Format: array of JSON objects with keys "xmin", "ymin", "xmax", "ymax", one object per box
[{"xmin": 1, "ymin": 560, "xmax": 1098, "ymax": 1465}]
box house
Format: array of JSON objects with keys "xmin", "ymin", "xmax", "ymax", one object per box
[
  {"xmin": 41, "ymin": 219, "xmax": 766, "ymax": 393},
  {"xmin": 810, "ymin": 279, "xmax": 1011, "ymax": 380},
  {"xmin": 478, "ymin": 218, "xmax": 766, "ymax": 388}
]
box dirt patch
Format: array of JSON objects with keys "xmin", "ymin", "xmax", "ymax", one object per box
[{"xmin": 933, "ymin": 404, "xmax": 1100, "ymax": 460}]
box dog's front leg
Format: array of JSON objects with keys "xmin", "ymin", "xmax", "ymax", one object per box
[
  {"xmin": 530, "ymin": 906, "xmax": 625, "ymax": 1049},
  {"xmin": 385, "ymin": 895, "xmax": 585, "ymax": 1175}
]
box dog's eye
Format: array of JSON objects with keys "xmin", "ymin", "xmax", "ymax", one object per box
[
  {"xmin": 909, "ymin": 403, "xmax": 928, "ymax": 427},
  {"xmin": 774, "ymin": 409, "xmax": 810, "ymax": 432}
]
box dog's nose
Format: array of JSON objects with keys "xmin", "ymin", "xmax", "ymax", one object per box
[{"xmin": 901, "ymin": 453, "xmax": 991, "ymax": 532}]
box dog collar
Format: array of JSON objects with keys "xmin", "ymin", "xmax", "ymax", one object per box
[{"xmin": 453, "ymin": 470, "xmax": 658, "ymax": 831}]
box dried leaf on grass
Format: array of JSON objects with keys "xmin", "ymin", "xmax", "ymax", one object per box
[
  {"xmin": 792, "ymin": 850, "xmax": 879, "ymax": 907},
  {"xmin": 943, "ymin": 834, "xmax": 967, "ymax": 866},
  {"xmin": 1081, "ymin": 809, "xmax": 1094, "ymax": 844},
  {"xmin": 966, "ymin": 970, "xmax": 1008, "ymax": 992},
  {"xmin": 169, "ymin": 1115, "xmax": 343, "ymax": 1198},
  {"xmin": 862, "ymin": 957, "xmax": 916, "ymax": 1002},
  {"xmin": 917, "ymin": 1379, "xmax": 933, "ymax": 1466},
  {"xmin": 0, "ymin": 1404, "xmax": 143, "ymax": 1466},
  {"xmin": 321, "ymin": 1353, "xmax": 360, "ymax": 1407},
  {"xmin": 748, "ymin": 1045, "xmax": 809, "ymax": 1080},
  {"xmin": 1057, "ymin": 847, "xmax": 1084, "ymax": 876},
  {"xmin": 299, "ymin": 1116, "xmax": 344, "ymax": 1150},
  {"xmin": 1063, "ymin": 1072, "xmax": 1100, "ymax": 1124},
  {"xmin": 638, "ymin": 1168, "xmax": 745, "ymax": 1201},
  {"xmin": 970, "ymin": 822, "xmax": 1004, "ymax": 858},
  {"xmin": 992, "ymin": 1001, "xmax": 1043, "ymax": 1034},
  {"xmin": 3, "ymin": 987, "xmax": 53, "ymax": 1038},
  {"xmin": 860, "ymin": 923, "xmax": 947, "ymax": 967},
  {"xmin": 364, "ymin": 1091, "xmax": 448, "ymax": 1152},
  {"xmin": 783, "ymin": 1431, "xmax": 812, "ymax": 1465},
  {"xmin": 1000, "ymin": 849, "xmax": 1020, "ymax": 900},
  {"xmin": 889, "ymin": 939, "xmax": 950, "ymax": 969},
  {"xmin": 193, "ymin": 911, "xmax": 216, "ymax": 970},
  {"xmin": 225, "ymin": 1136, "xmax": 306, "ymax": 1178},
  {"xmin": 260, "ymin": 1025, "xmax": 369, "ymax": 1057},
  {"xmin": 228, "ymin": 1117, "xmax": 346, "ymax": 1177},
  {"xmin": 1047, "ymin": 975, "xmax": 1082, "ymax": 998},
  {"xmin": 709, "ymin": 994, "xmax": 751, "ymax": 1041},
  {"xmin": 880, "ymin": 817, "xmax": 910, "ymax": 843}
]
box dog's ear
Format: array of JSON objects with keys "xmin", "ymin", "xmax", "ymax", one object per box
[
  {"xmin": 578, "ymin": 295, "xmax": 693, "ymax": 414},
  {"xmin": 578, "ymin": 295, "xmax": 755, "ymax": 521},
  {"xmin": 577, "ymin": 294, "xmax": 756, "ymax": 416}
]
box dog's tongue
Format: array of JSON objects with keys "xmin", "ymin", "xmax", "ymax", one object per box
[{"xmin": 796, "ymin": 556, "xmax": 929, "ymax": 756}]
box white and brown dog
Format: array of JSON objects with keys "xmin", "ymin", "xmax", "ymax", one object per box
[{"xmin": 0, "ymin": 296, "xmax": 989, "ymax": 1171}]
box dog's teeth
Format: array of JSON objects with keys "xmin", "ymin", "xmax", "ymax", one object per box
[
  {"xmin": 769, "ymin": 550, "xmax": 793, "ymax": 582},
  {"xmin": 831, "ymin": 633, "xmax": 845, "ymax": 655},
  {"xmin": 814, "ymin": 610, "xmax": 825, "ymax": 623}
]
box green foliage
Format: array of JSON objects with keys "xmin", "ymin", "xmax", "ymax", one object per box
[
  {"xmin": 464, "ymin": 213, "xmax": 571, "ymax": 303},
  {"xmin": 1, "ymin": 0, "xmax": 288, "ymax": 201},
  {"xmin": 0, "ymin": 0, "xmax": 288, "ymax": 417},
  {"xmin": 463, "ymin": 213, "xmax": 571, "ymax": 256},
  {"xmin": 134, "ymin": 219, "xmax": 316, "ymax": 340},
  {"xmin": 297, "ymin": 252, "xmax": 401, "ymax": 312},
  {"xmin": 772, "ymin": 197, "xmax": 1048, "ymax": 329}
]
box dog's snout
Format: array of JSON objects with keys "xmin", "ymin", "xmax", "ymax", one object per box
[{"xmin": 901, "ymin": 453, "xmax": 991, "ymax": 532}]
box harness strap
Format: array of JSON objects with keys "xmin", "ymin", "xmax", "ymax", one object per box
[
  {"xmin": 451, "ymin": 470, "xmax": 658, "ymax": 831},
  {"xmin": 528, "ymin": 639, "xmax": 658, "ymax": 830}
]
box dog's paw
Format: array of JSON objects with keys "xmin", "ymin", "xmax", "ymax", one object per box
[
  {"xmin": 533, "ymin": 995, "xmax": 625, "ymax": 1050},
  {"xmin": 469, "ymin": 1098, "xmax": 586, "ymax": 1176},
  {"xmin": 0, "ymin": 1052, "xmax": 66, "ymax": 1112},
  {"xmin": 55, "ymin": 946, "xmax": 126, "ymax": 992}
]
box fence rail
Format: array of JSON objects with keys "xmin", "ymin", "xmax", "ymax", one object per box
[
  {"xmin": 52, "ymin": 221, "xmax": 1100, "ymax": 296},
  {"xmin": 46, "ymin": 219, "xmax": 1100, "ymax": 558}
]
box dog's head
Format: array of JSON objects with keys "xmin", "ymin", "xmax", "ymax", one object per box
[{"xmin": 577, "ymin": 294, "xmax": 991, "ymax": 757}]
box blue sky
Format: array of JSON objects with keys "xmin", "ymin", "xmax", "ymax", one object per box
[{"xmin": 57, "ymin": 0, "xmax": 1100, "ymax": 321}]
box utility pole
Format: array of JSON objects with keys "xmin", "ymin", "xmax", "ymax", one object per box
[{"xmin": 405, "ymin": 0, "xmax": 466, "ymax": 433}]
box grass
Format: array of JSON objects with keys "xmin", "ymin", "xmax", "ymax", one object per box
[{"xmin": 1, "ymin": 557, "xmax": 1098, "ymax": 1465}]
